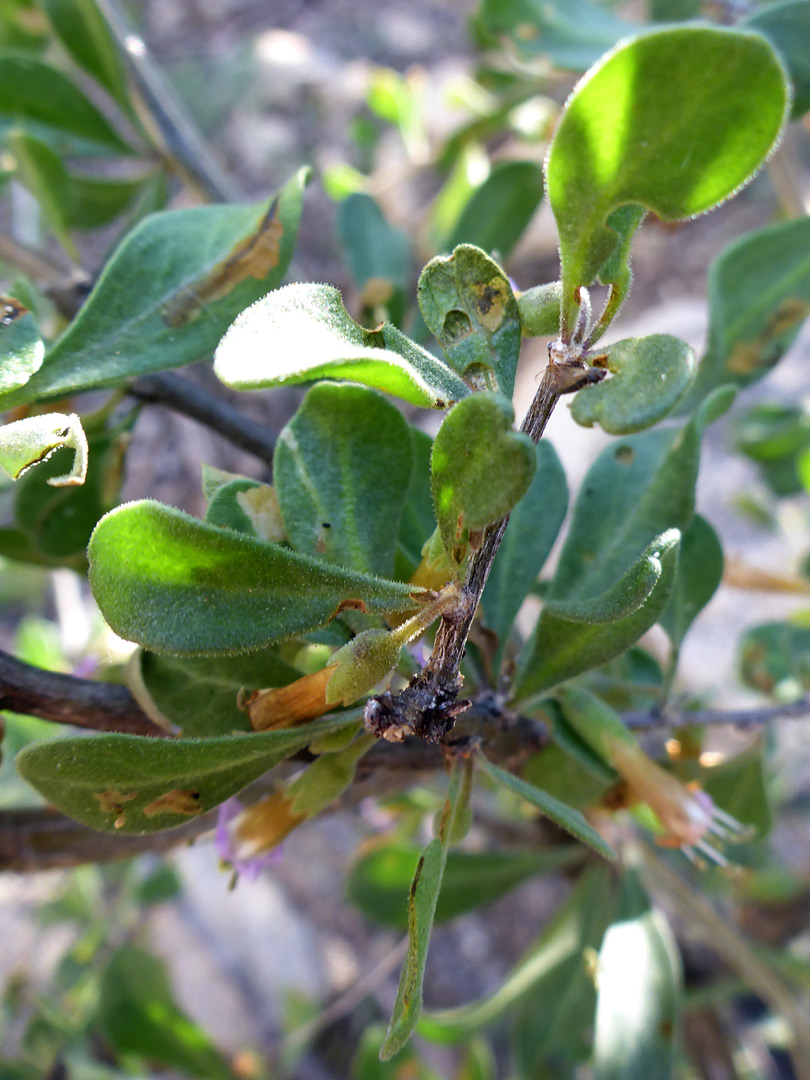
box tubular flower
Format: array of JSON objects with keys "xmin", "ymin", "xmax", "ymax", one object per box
[
  {"xmin": 214, "ymin": 793, "xmax": 304, "ymax": 881},
  {"xmin": 605, "ymin": 735, "xmax": 752, "ymax": 867}
]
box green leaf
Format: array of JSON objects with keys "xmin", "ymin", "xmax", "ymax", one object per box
[
  {"xmin": 68, "ymin": 172, "xmax": 152, "ymax": 229},
  {"xmin": 12, "ymin": 414, "xmax": 130, "ymax": 560},
  {"xmin": 380, "ymin": 762, "xmax": 469, "ymax": 1060},
  {"xmin": 701, "ymin": 749, "xmax": 772, "ymax": 838},
  {"xmin": 445, "ymin": 161, "xmax": 544, "ymax": 260},
  {"xmin": 419, "ymin": 865, "xmax": 615, "ymax": 1043},
  {"xmin": 739, "ymin": 622, "xmax": 810, "ymax": 702},
  {"xmin": 96, "ymin": 946, "xmax": 232, "ymax": 1080},
  {"xmin": 546, "ymin": 27, "xmax": 789, "ymax": 336},
  {"xmin": 347, "ymin": 843, "xmax": 584, "ymax": 929},
  {"xmin": 286, "ymin": 731, "xmax": 372, "ymax": 817},
  {"xmin": 0, "ymin": 412, "xmax": 86, "ymax": 486},
  {"xmin": 482, "ymin": 440, "xmax": 567, "ymax": 662},
  {"xmin": 476, "ymin": 754, "xmax": 615, "ymax": 859},
  {"xmin": 549, "ymin": 387, "xmax": 733, "ymax": 605},
  {"xmin": 517, "ymin": 282, "xmax": 561, "ymax": 337},
  {"xmin": 336, "ymin": 193, "xmax": 410, "ymax": 322},
  {"xmin": 683, "ymin": 217, "xmax": 810, "ymax": 408},
  {"xmin": 0, "ymin": 295, "xmax": 43, "ymax": 393},
  {"xmin": 571, "ymin": 335, "xmax": 695, "ymax": 434},
  {"xmin": 431, "ymin": 391, "xmax": 535, "ymax": 569},
  {"xmin": 275, "ymin": 383, "xmax": 412, "ymax": 576},
  {"xmin": 659, "ymin": 514, "xmax": 723, "ymax": 647},
  {"xmin": 418, "ymin": 245, "xmax": 521, "ymax": 397},
  {"xmin": 8, "ymin": 131, "xmax": 76, "ymax": 255},
  {"xmin": 397, "ymin": 426, "xmax": 436, "ymax": 573},
  {"xmin": 514, "ymin": 531, "xmax": 680, "ymax": 703},
  {"xmin": 40, "ymin": 0, "xmax": 131, "ymax": 112},
  {"xmin": 135, "ymin": 649, "xmax": 301, "ymax": 737},
  {"xmin": 593, "ymin": 872, "xmax": 681, "ymax": 1080},
  {"xmin": 744, "ymin": 0, "xmax": 810, "ymax": 117},
  {"xmin": 0, "ymin": 171, "xmax": 308, "ymax": 408},
  {"xmin": 88, "ymin": 501, "xmax": 426, "ymax": 655},
  {"xmin": 0, "ymin": 53, "xmax": 132, "ymax": 155},
  {"xmin": 214, "ymin": 282, "xmax": 469, "ymax": 410},
  {"xmin": 476, "ymin": 0, "xmax": 634, "ymax": 71},
  {"xmin": 205, "ymin": 477, "xmax": 263, "ymax": 536},
  {"xmin": 15, "ymin": 711, "xmax": 359, "ymax": 833}
]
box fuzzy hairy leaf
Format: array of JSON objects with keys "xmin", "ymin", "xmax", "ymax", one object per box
[
  {"xmin": 215, "ymin": 282, "xmax": 469, "ymax": 409},
  {"xmin": 88, "ymin": 501, "xmax": 425, "ymax": 655},
  {"xmin": 546, "ymin": 27, "xmax": 789, "ymax": 334},
  {"xmin": 275, "ymin": 383, "xmax": 412, "ymax": 576},
  {"xmin": 418, "ymin": 245, "xmax": 522, "ymax": 397},
  {"xmin": 514, "ymin": 531, "xmax": 680, "ymax": 703},
  {"xmin": 16, "ymin": 712, "xmax": 360, "ymax": 834},
  {"xmin": 571, "ymin": 335, "xmax": 695, "ymax": 434},
  {"xmin": 0, "ymin": 171, "xmax": 307, "ymax": 408},
  {"xmin": 0, "ymin": 296, "xmax": 43, "ymax": 394},
  {"xmin": 431, "ymin": 391, "xmax": 535, "ymax": 569}
]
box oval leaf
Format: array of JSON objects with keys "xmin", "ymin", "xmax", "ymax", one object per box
[
  {"xmin": 571, "ymin": 335, "xmax": 695, "ymax": 434},
  {"xmin": 446, "ymin": 161, "xmax": 544, "ymax": 260},
  {"xmin": 546, "ymin": 27, "xmax": 789, "ymax": 333},
  {"xmin": 15, "ymin": 712, "xmax": 360, "ymax": 834},
  {"xmin": 744, "ymin": 0, "xmax": 810, "ymax": 117},
  {"xmin": 275, "ymin": 383, "xmax": 412, "ymax": 576},
  {"xmin": 0, "ymin": 170, "xmax": 308, "ymax": 408},
  {"xmin": 431, "ymin": 391, "xmax": 536, "ymax": 569},
  {"xmin": 418, "ymin": 245, "xmax": 521, "ymax": 397},
  {"xmin": 214, "ymin": 282, "xmax": 469, "ymax": 409},
  {"xmin": 88, "ymin": 500, "xmax": 426, "ymax": 655}
]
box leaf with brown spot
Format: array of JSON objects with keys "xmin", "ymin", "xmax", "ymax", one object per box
[
  {"xmin": 164, "ymin": 202, "xmax": 284, "ymax": 327},
  {"xmin": 143, "ymin": 789, "xmax": 202, "ymax": 817},
  {"xmin": 418, "ymin": 245, "xmax": 521, "ymax": 396},
  {"xmin": 93, "ymin": 789, "xmax": 137, "ymax": 814}
]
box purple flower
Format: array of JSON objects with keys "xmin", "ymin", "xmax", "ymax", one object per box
[{"xmin": 214, "ymin": 797, "xmax": 284, "ymax": 883}]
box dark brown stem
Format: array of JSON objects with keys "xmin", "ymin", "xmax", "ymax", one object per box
[
  {"xmin": 0, "ymin": 650, "xmax": 166, "ymax": 737},
  {"xmin": 365, "ymin": 355, "xmax": 589, "ymax": 742},
  {"xmin": 128, "ymin": 372, "xmax": 276, "ymax": 466}
]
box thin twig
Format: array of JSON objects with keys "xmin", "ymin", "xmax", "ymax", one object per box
[
  {"xmin": 94, "ymin": 0, "xmax": 239, "ymax": 203},
  {"xmin": 128, "ymin": 371, "xmax": 276, "ymax": 466},
  {"xmin": 0, "ymin": 649, "xmax": 165, "ymax": 737},
  {"xmin": 625, "ymin": 698, "xmax": 810, "ymax": 730}
]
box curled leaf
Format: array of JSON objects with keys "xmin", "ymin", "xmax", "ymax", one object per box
[{"xmin": 0, "ymin": 412, "xmax": 88, "ymax": 486}]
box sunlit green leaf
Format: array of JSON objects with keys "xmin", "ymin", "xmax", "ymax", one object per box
[
  {"xmin": 0, "ymin": 412, "xmax": 86, "ymax": 486},
  {"xmin": 431, "ymin": 391, "xmax": 535, "ymax": 570},
  {"xmin": 546, "ymin": 27, "xmax": 789, "ymax": 336},
  {"xmin": 88, "ymin": 501, "xmax": 426, "ymax": 655},
  {"xmin": 0, "ymin": 295, "xmax": 43, "ymax": 394},
  {"xmin": 96, "ymin": 946, "xmax": 234, "ymax": 1080},
  {"xmin": 593, "ymin": 871, "xmax": 681, "ymax": 1080},
  {"xmin": 215, "ymin": 282, "xmax": 468, "ymax": 409}
]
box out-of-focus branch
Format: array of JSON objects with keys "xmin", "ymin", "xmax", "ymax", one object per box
[
  {"xmin": 94, "ymin": 0, "xmax": 238, "ymax": 203},
  {"xmin": 0, "ymin": 649, "xmax": 165, "ymax": 737},
  {"xmin": 128, "ymin": 372, "xmax": 276, "ymax": 466},
  {"xmin": 625, "ymin": 698, "xmax": 810, "ymax": 730}
]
